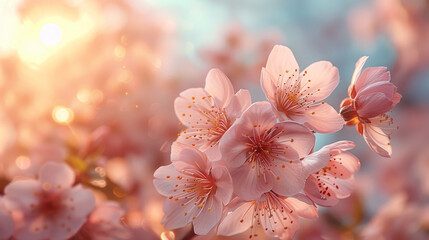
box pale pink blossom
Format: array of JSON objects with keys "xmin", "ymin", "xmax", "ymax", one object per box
[
  {"xmin": 3, "ymin": 162, "xmax": 95, "ymax": 240},
  {"xmin": 340, "ymin": 56, "xmax": 402, "ymax": 157},
  {"xmin": 217, "ymin": 192, "xmax": 318, "ymax": 240},
  {"xmin": 74, "ymin": 202, "xmax": 129, "ymax": 240},
  {"xmin": 261, "ymin": 45, "xmax": 343, "ymax": 133},
  {"xmin": 175, "ymin": 68, "xmax": 251, "ymax": 159},
  {"xmin": 0, "ymin": 197, "xmax": 14, "ymax": 240},
  {"xmin": 361, "ymin": 193, "xmax": 428, "ymax": 240},
  {"xmin": 153, "ymin": 142, "xmax": 233, "ymax": 235},
  {"xmin": 219, "ymin": 102, "xmax": 329, "ymax": 200},
  {"xmin": 304, "ymin": 141, "xmax": 360, "ymax": 207}
]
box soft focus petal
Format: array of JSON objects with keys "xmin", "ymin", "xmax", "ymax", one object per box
[
  {"xmin": 193, "ymin": 198, "xmax": 222, "ymax": 235},
  {"xmin": 284, "ymin": 194, "xmax": 318, "ymax": 219},
  {"xmin": 217, "ymin": 198, "xmax": 254, "ymax": 236},
  {"xmin": 226, "ymin": 89, "xmax": 252, "ymax": 120},
  {"xmin": 270, "ymin": 160, "xmax": 306, "ymax": 196},
  {"xmin": 362, "ymin": 124, "xmax": 392, "ymax": 157},
  {"xmin": 356, "ymin": 92, "xmax": 393, "ymax": 119},
  {"xmin": 231, "ymin": 163, "xmax": 273, "ymax": 201},
  {"xmin": 171, "ymin": 142, "xmax": 208, "ymax": 172},
  {"xmin": 212, "ymin": 164, "xmax": 233, "ymax": 205},
  {"xmin": 349, "ymin": 56, "xmax": 368, "ymax": 97},
  {"xmin": 153, "ymin": 164, "xmax": 181, "ymax": 197},
  {"xmin": 4, "ymin": 180, "xmax": 41, "ymax": 213},
  {"xmin": 204, "ymin": 68, "xmax": 234, "ymax": 108},
  {"xmin": 303, "ymin": 103, "xmax": 344, "ymax": 134},
  {"xmin": 266, "ymin": 45, "xmax": 300, "ymax": 84},
  {"xmin": 299, "ymin": 61, "xmax": 339, "ymax": 102},
  {"xmin": 275, "ymin": 121, "xmax": 315, "ymax": 157},
  {"xmin": 38, "ymin": 162, "xmax": 75, "ymax": 190},
  {"xmin": 354, "ymin": 66, "xmax": 390, "ymax": 94},
  {"xmin": 260, "ymin": 67, "xmax": 277, "ymax": 103}
]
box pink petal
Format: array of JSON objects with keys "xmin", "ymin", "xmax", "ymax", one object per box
[
  {"xmin": 193, "ymin": 197, "xmax": 222, "ymax": 235},
  {"xmin": 328, "ymin": 151, "xmax": 360, "ymax": 178},
  {"xmin": 266, "ymin": 45, "xmax": 300, "ymax": 85},
  {"xmin": 356, "ymin": 81, "xmax": 396, "ymax": 100},
  {"xmin": 331, "ymin": 177, "xmax": 355, "ymax": 198},
  {"xmin": 259, "ymin": 200, "xmax": 300, "ymax": 239},
  {"xmin": 356, "ymin": 92, "xmax": 393, "ymax": 118},
  {"xmin": 303, "ymin": 103, "xmax": 344, "ymax": 134},
  {"xmin": 349, "ymin": 56, "xmax": 368, "ymax": 97},
  {"xmin": 231, "ymin": 163, "xmax": 273, "ymax": 201},
  {"xmin": 211, "ymin": 164, "xmax": 233, "ymax": 205},
  {"xmin": 4, "ymin": 179, "xmax": 41, "ymax": 213},
  {"xmin": 13, "ymin": 215, "xmax": 51, "ymax": 240},
  {"xmin": 260, "ymin": 67, "xmax": 277, "ymax": 103},
  {"xmin": 204, "ymin": 68, "xmax": 234, "ymax": 108},
  {"xmin": 301, "ymin": 143, "xmax": 331, "ymax": 175},
  {"xmin": 270, "ymin": 160, "xmax": 306, "ymax": 196},
  {"xmin": 225, "ymin": 89, "xmax": 252, "ymax": 120},
  {"xmin": 304, "ymin": 175, "xmax": 339, "ymax": 207},
  {"xmin": 162, "ymin": 198, "xmax": 196, "ymax": 230},
  {"xmin": 38, "ymin": 162, "xmax": 75, "ymax": 190},
  {"xmin": 354, "ymin": 66, "xmax": 390, "ymax": 94},
  {"xmin": 299, "ymin": 61, "xmax": 339, "ymax": 102},
  {"xmin": 218, "ymin": 124, "xmax": 248, "ymax": 168},
  {"xmin": 174, "ymin": 88, "xmax": 211, "ymax": 127},
  {"xmin": 362, "ymin": 124, "xmax": 392, "ymax": 157},
  {"xmin": 217, "ymin": 198, "xmax": 255, "ymax": 236},
  {"xmin": 89, "ymin": 202, "xmax": 125, "ymax": 223},
  {"xmin": 238, "ymin": 102, "xmax": 278, "ymax": 132},
  {"xmin": 392, "ymin": 92, "xmax": 402, "ymax": 106},
  {"xmin": 62, "ymin": 185, "xmax": 95, "ymax": 218},
  {"xmin": 275, "ymin": 121, "xmax": 315, "ymax": 157},
  {"xmin": 171, "ymin": 142, "xmax": 208, "ymax": 172},
  {"xmin": 153, "ymin": 164, "xmax": 181, "ymax": 197},
  {"xmin": 284, "ymin": 194, "xmax": 318, "ymax": 219}
]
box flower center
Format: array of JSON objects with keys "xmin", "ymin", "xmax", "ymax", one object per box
[
  {"xmin": 339, "ymin": 98, "xmax": 360, "ymax": 126},
  {"xmin": 38, "ymin": 192, "xmax": 62, "ymax": 217}
]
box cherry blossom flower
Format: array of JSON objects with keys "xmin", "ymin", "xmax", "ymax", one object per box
[
  {"xmin": 3, "ymin": 162, "xmax": 95, "ymax": 240},
  {"xmin": 217, "ymin": 192, "xmax": 318, "ymax": 240},
  {"xmin": 261, "ymin": 45, "xmax": 343, "ymax": 134},
  {"xmin": 174, "ymin": 68, "xmax": 251, "ymax": 159},
  {"xmin": 73, "ymin": 202, "xmax": 129, "ymax": 240},
  {"xmin": 304, "ymin": 141, "xmax": 360, "ymax": 207},
  {"xmin": 153, "ymin": 142, "xmax": 233, "ymax": 235},
  {"xmin": 340, "ymin": 56, "xmax": 402, "ymax": 157},
  {"xmin": 0, "ymin": 197, "xmax": 14, "ymax": 240},
  {"xmin": 220, "ymin": 101, "xmax": 329, "ymax": 200}
]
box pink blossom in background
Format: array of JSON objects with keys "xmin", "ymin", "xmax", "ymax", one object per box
[
  {"xmin": 153, "ymin": 142, "xmax": 233, "ymax": 235},
  {"xmin": 175, "ymin": 68, "xmax": 251, "ymax": 159},
  {"xmin": 340, "ymin": 56, "xmax": 401, "ymax": 157},
  {"xmin": 219, "ymin": 101, "xmax": 327, "ymax": 200},
  {"xmin": 0, "ymin": 197, "xmax": 14, "ymax": 240},
  {"xmin": 73, "ymin": 202, "xmax": 129, "ymax": 240},
  {"xmin": 304, "ymin": 141, "xmax": 360, "ymax": 207},
  {"xmin": 3, "ymin": 162, "xmax": 95, "ymax": 240},
  {"xmin": 217, "ymin": 192, "xmax": 318, "ymax": 240},
  {"xmin": 261, "ymin": 45, "xmax": 343, "ymax": 134}
]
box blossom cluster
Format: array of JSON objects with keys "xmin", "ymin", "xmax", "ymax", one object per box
[{"xmin": 153, "ymin": 45, "xmax": 401, "ymax": 239}]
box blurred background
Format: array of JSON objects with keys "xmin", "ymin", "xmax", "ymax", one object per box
[{"xmin": 0, "ymin": 0, "xmax": 428, "ymax": 239}]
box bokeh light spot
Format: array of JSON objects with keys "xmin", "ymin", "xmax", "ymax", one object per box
[
  {"xmin": 15, "ymin": 155, "xmax": 31, "ymax": 170},
  {"xmin": 52, "ymin": 106, "xmax": 74, "ymax": 125},
  {"xmin": 39, "ymin": 23, "xmax": 62, "ymax": 46}
]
